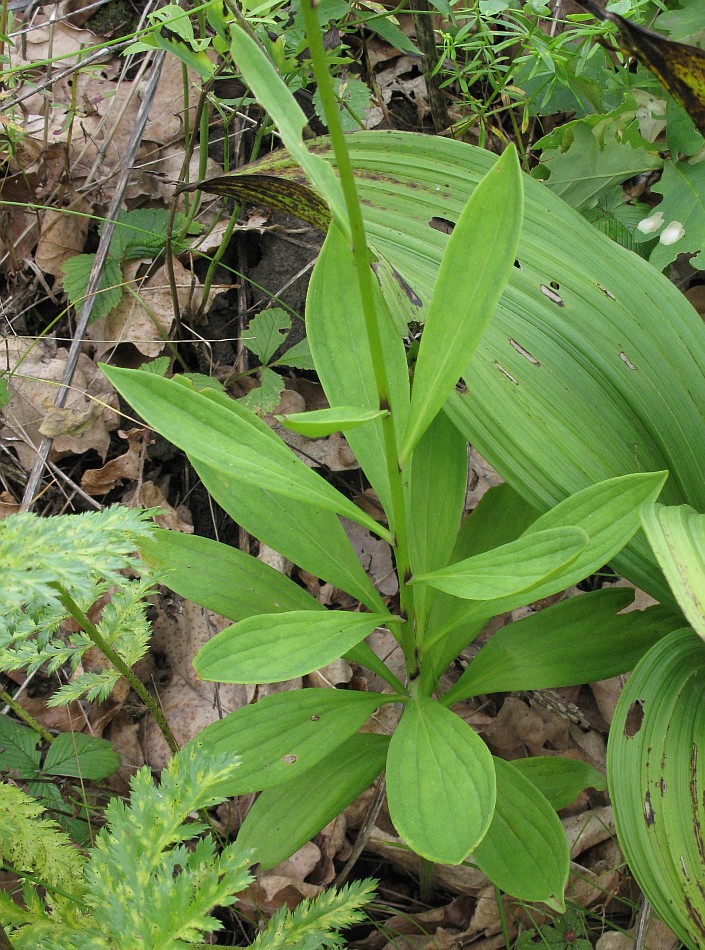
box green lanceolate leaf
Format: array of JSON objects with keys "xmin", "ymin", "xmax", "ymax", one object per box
[
  {"xmin": 443, "ymin": 587, "xmax": 680, "ymax": 706},
  {"xmin": 101, "ymin": 366, "xmax": 391, "ymax": 543},
  {"xmin": 140, "ymin": 530, "xmax": 324, "ymax": 621},
  {"xmin": 344, "ymin": 640, "xmax": 405, "ymax": 693},
  {"xmin": 399, "ymin": 146, "xmax": 523, "ymax": 464},
  {"xmin": 608, "ymin": 628, "xmax": 705, "ymax": 949},
  {"xmin": 227, "ymin": 23, "xmax": 348, "ymax": 230},
  {"xmin": 471, "ymin": 758, "xmax": 569, "ymax": 911},
  {"xmin": 307, "ymin": 227, "xmax": 410, "ymax": 517},
  {"xmin": 192, "ymin": 688, "xmax": 394, "ymax": 795},
  {"xmin": 407, "ymin": 411, "xmax": 468, "ymax": 640},
  {"xmin": 641, "ymin": 502, "xmax": 705, "ymax": 641},
  {"xmin": 194, "ymin": 610, "xmax": 394, "ymax": 683},
  {"xmin": 386, "ymin": 690, "xmax": 495, "ymax": 864},
  {"xmin": 193, "ymin": 460, "xmax": 387, "ymax": 614},
  {"xmin": 412, "ymin": 526, "xmax": 589, "ymax": 601},
  {"xmin": 235, "ymin": 734, "xmax": 389, "ymax": 869},
  {"xmin": 276, "ymin": 406, "xmax": 390, "ymax": 437},
  {"xmin": 510, "ymin": 756, "xmax": 607, "ymax": 812}
]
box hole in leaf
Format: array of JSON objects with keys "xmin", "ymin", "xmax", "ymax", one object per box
[
  {"xmin": 282, "ymin": 754, "xmax": 298, "ymax": 764},
  {"xmin": 550, "ymin": 280, "xmax": 560, "ymax": 290},
  {"xmin": 624, "ymin": 700, "xmax": 644, "ymax": 737},
  {"xmin": 429, "ymin": 217, "xmax": 455, "ymax": 235},
  {"xmin": 513, "ymin": 259, "xmax": 522, "ymax": 269}
]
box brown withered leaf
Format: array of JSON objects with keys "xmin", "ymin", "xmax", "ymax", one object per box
[
  {"xmin": 575, "ymin": 0, "xmax": 705, "ymax": 134},
  {"xmin": 35, "ymin": 200, "xmax": 90, "ymax": 282},
  {"xmin": 81, "ymin": 427, "xmax": 150, "ymax": 495}
]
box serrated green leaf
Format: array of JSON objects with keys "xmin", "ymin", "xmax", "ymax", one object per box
[
  {"xmin": 635, "ymin": 160, "xmax": 705, "ymax": 271},
  {"xmin": 244, "ymin": 309, "xmax": 290, "ymax": 363},
  {"xmin": 277, "ymin": 406, "xmax": 389, "ymax": 437},
  {"xmin": 0, "ymin": 716, "xmax": 40, "ymax": 777},
  {"xmin": 194, "ymin": 610, "xmax": 393, "ymax": 683},
  {"xmin": 443, "ymin": 587, "xmax": 680, "ymax": 706},
  {"xmin": 510, "ymin": 756, "xmax": 607, "ymax": 811},
  {"xmin": 235, "ymin": 734, "xmax": 389, "ymax": 869},
  {"xmin": 108, "ymin": 208, "xmax": 190, "ymax": 261},
  {"xmin": 239, "ymin": 366, "xmax": 284, "ymax": 415},
  {"xmin": 399, "ymin": 146, "xmax": 523, "ymax": 463},
  {"xmin": 274, "ymin": 336, "xmax": 315, "ymax": 370},
  {"xmin": 62, "ymin": 255, "xmax": 123, "ymax": 322},
  {"xmin": 141, "ymin": 356, "xmax": 171, "ymax": 376},
  {"xmin": 386, "ymin": 691, "xmax": 495, "ymax": 864},
  {"xmin": 101, "ymin": 366, "xmax": 391, "ymax": 543},
  {"xmin": 43, "ymin": 733, "xmax": 120, "ymax": 780},
  {"xmin": 472, "ymin": 758, "xmax": 569, "ymax": 910},
  {"xmin": 609, "ymin": 628, "xmax": 705, "ymax": 949},
  {"xmin": 193, "ymin": 688, "xmax": 392, "ymax": 795},
  {"xmin": 140, "ymin": 529, "xmax": 323, "ymax": 621},
  {"xmin": 312, "ymin": 76, "xmax": 370, "ymax": 133},
  {"xmin": 641, "ymin": 503, "xmax": 705, "ymax": 641},
  {"xmin": 413, "ymin": 526, "xmax": 589, "ymax": 601}
]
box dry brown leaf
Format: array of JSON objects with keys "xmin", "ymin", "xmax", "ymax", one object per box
[
  {"xmin": 1, "ymin": 338, "xmax": 120, "ymax": 465},
  {"xmin": 81, "ymin": 427, "xmax": 150, "ymax": 495},
  {"xmin": 90, "ymin": 258, "xmax": 190, "ymax": 361},
  {"xmin": 0, "ymin": 492, "xmax": 20, "ymax": 517},
  {"xmin": 124, "ymin": 480, "xmax": 193, "ymax": 532},
  {"xmin": 34, "ymin": 200, "xmax": 90, "ymax": 281},
  {"xmin": 342, "ymin": 518, "xmax": 398, "ymax": 596}
]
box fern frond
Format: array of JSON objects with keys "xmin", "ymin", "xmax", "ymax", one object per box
[{"xmin": 253, "ymin": 879, "xmax": 377, "ymax": 949}]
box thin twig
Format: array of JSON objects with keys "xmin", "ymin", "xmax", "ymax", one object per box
[{"xmin": 21, "ymin": 50, "xmax": 166, "ymax": 511}]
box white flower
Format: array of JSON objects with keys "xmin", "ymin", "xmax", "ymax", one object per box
[
  {"xmin": 636, "ymin": 211, "xmax": 664, "ymax": 234},
  {"xmin": 659, "ymin": 221, "xmax": 685, "ymax": 245}
]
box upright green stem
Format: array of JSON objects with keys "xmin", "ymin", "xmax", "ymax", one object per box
[
  {"xmin": 53, "ymin": 587, "xmax": 179, "ymax": 756},
  {"xmin": 418, "ymin": 855, "xmax": 435, "ymax": 903},
  {"xmin": 300, "ymin": 0, "xmax": 417, "ymax": 676}
]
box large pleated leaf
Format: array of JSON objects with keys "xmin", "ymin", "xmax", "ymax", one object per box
[
  {"xmin": 235, "ymin": 734, "xmax": 389, "ymax": 869},
  {"xmin": 139, "ymin": 530, "xmax": 323, "ymax": 621},
  {"xmin": 198, "ymin": 130, "xmax": 705, "ymax": 605},
  {"xmin": 443, "ymin": 587, "xmax": 680, "ymax": 706},
  {"xmin": 193, "ymin": 688, "xmax": 391, "ymax": 795},
  {"xmin": 386, "ymin": 691, "xmax": 495, "ymax": 864},
  {"xmin": 400, "ymin": 146, "xmax": 522, "ymax": 463},
  {"xmin": 641, "ymin": 502, "xmax": 705, "ymax": 641},
  {"xmin": 471, "ymin": 758, "xmax": 569, "ymax": 911},
  {"xmin": 608, "ymin": 628, "xmax": 705, "ymax": 949},
  {"xmin": 194, "ymin": 610, "xmax": 393, "ymax": 683},
  {"xmin": 102, "ymin": 366, "xmax": 390, "ymax": 543}
]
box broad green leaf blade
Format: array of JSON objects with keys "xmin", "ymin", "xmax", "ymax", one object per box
[
  {"xmin": 43, "ymin": 733, "xmax": 120, "ymax": 780},
  {"xmin": 510, "ymin": 756, "xmax": 607, "ymax": 812},
  {"xmin": 472, "ymin": 758, "xmax": 569, "ymax": 911},
  {"xmin": 194, "ymin": 610, "xmax": 393, "ymax": 683},
  {"xmin": 413, "ymin": 526, "xmax": 588, "ymax": 601},
  {"xmin": 192, "ymin": 688, "xmax": 392, "ymax": 795},
  {"xmin": 609, "ymin": 628, "xmax": 705, "ymax": 949},
  {"xmin": 0, "ymin": 716, "xmax": 40, "ymax": 777},
  {"xmin": 424, "ymin": 471, "xmax": 668, "ymax": 682},
  {"xmin": 400, "ymin": 146, "xmax": 523, "ymax": 464},
  {"xmin": 443, "ymin": 587, "xmax": 680, "ymax": 706},
  {"xmin": 641, "ymin": 503, "xmax": 705, "ymax": 641},
  {"xmin": 277, "ymin": 406, "xmax": 389, "ymax": 438},
  {"xmin": 140, "ymin": 529, "xmax": 324, "ymax": 621},
  {"xmin": 227, "ymin": 23, "xmax": 348, "ymax": 230},
  {"xmin": 235, "ymin": 734, "xmax": 389, "ymax": 869},
  {"xmin": 307, "ymin": 227, "xmax": 410, "ymax": 517},
  {"xmin": 194, "ymin": 460, "xmax": 386, "ymax": 614},
  {"xmin": 407, "ymin": 411, "xmax": 468, "ymax": 638},
  {"xmin": 386, "ymin": 691, "xmax": 495, "ymax": 864},
  {"xmin": 101, "ymin": 366, "xmax": 391, "ymax": 543}
]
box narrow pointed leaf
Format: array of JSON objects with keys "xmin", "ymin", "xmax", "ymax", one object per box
[
  {"xmin": 443, "ymin": 587, "xmax": 680, "ymax": 706},
  {"xmin": 101, "ymin": 365, "xmax": 391, "ymax": 543},
  {"xmin": 194, "ymin": 610, "xmax": 393, "ymax": 684},
  {"xmin": 235, "ymin": 734, "xmax": 389, "ymax": 869},
  {"xmin": 307, "ymin": 227, "xmax": 410, "ymax": 517},
  {"xmin": 510, "ymin": 756, "xmax": 607, "ymax": 812},
  {"xmin": 413, "ymin": 526, "xmax": 588, "ymax": 601},
  {"xmin": 386, "ymin": 692, "xmax": 495, "ymax": 864},
  {"xmin": 195, "ymin": 460, "xmax": 386, "ymax": 613},
  {"xmin": 609, "ymin": 629, "xmax": 705, "ymax": 949},
  {"xmin": 192, "ymin": 688, "xmax": 392, "ymax": 795},
  {"xmin": 277, "ymin": 406, "xmax": 389, "ymax": 437},
  {"xmin": 140, "ymin": 529, "xmax": 324, "ymax": 621},
  {"xmin": 641, "ymin": 502, "xmax": 705, "ymax": 641},
  {"xmin": 472, "ymin": 758, "xmax": 569, "ymax": 911},
  {"xmin": 400, "ymin": 146, "xmax": 523, "ymax": 463}
]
